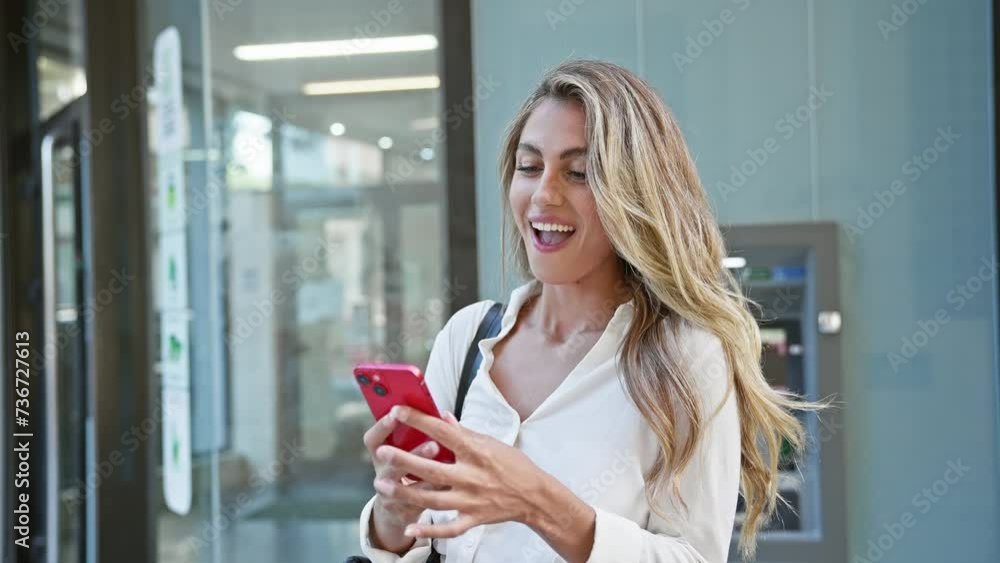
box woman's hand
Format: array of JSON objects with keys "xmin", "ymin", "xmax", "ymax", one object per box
[
  {"xmin": 371, "ymin": 405, "xmax": 552, "ymax": 540},
  {"xmin": 363, "ymin": 408, "xmax": 447, "ymax": 554}
]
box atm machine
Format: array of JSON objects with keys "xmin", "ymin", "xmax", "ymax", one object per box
[{"xmin": 723, "ymin": 223, "xmax": 847, "ymax": 563}]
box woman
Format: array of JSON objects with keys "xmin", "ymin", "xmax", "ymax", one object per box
[{"xmin": 357, "ymin": 59, "xmax": 813, "ymax": 563}]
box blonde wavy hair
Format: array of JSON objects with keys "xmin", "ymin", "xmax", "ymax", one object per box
[{"xmin": 498, "ymin": 59, "xmax": 822, "ymax": 558}]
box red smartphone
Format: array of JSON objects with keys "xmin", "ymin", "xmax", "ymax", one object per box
[{"xmin": 353, "ymin": 362, "xmax": 456, "ymax": 473}]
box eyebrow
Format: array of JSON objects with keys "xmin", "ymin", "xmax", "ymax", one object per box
[{"xmin": 517, "ymin": 142, "xmax": 588, "ymax": 160}]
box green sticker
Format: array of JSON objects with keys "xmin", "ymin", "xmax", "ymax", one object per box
[
  {"xmin": 167, "ymin": 178, "xmax": 176, "ymax": 210},
  {"xmin": 169, "ymin": 334, "xmax": 182, "ymax": 361},
  {"xmin": 168, "ymin": 256, "xmax": 177, "ymax": 289},
  {"xmin": 172, "ymin": 423, "xmax": 180, "ymax": 467}
]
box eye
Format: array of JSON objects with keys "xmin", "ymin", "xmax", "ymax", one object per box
[
  {"xmin": 568, "ymin": 170, "xmax": 587, "ymax": 182},
  {"xmin": 516, "ymin": 164, "xmax": 542, "ymax": 175}
]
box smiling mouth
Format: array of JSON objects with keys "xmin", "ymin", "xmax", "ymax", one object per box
[{"xmin": 530, "ymin": 221, "xmax": 576, "ymax": 249}]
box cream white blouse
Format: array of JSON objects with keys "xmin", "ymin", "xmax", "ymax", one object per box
[{"xmin": 359, "ymin": 280, "xmax": 741, "ymax": 563}]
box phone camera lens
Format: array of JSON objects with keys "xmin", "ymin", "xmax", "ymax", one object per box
[
  {"xmin": 356, "ymin": 374, "xmax": 371, "ymax": 386},
  {"xmin": 373, "ymin": 384, "xmax": 388, "ymax": 397}
]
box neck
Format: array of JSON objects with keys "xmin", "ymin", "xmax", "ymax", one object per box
[{"xmin": 528, "ymin": 259, "xmax": 632, "ymax": 340}]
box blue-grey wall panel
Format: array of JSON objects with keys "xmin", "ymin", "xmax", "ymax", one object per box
[{"xmin": 473, "ymin": 1, "xmax": 999, "ymax": 560}]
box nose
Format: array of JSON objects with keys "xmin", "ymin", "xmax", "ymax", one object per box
[{"xmin": 531, "ymin": 168, "xmax": 564, "ymax": 206}]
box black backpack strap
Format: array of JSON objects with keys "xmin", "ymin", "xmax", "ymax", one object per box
[
  {"xmin": 454, "ymin": 302, "xmax": 505, "ymax": 421},
  {"xmin": 430, "ymin": 302, "xmax": 505, "ymax": 563}
]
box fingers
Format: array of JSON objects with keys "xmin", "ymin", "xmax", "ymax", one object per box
[
  {"xmin": 408, "ymin": 479, "xmax": 449, "ymax": 492},
  {"xmin": 376, "ymin": 443, "xmax": 457, "ymax": 485},
  {"xmin": 378, "ymin": 440, "xmax": 440, "ymax": 482},
  {"xmin": 394, "ymin": 406, "xmax": 466, "ymax": 452},
  {"xmin": 405, "ymin": 513, "xmax": 479, "ymax": 539},
  {"xmin": 374, "ymin": 478, "xmax": 465, "ymax": 512},
  {"xmin": 363, "ymin": 409, "xmax": 399, "ymax": 455}
]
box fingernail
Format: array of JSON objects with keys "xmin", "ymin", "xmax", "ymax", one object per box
[
  {"xmin": 404, "ymin": 524, "xmax": 419, "ymax": 537},
  {"xmin": 422, "ymin": 441, "xmax": 438, "ymax": 455},
  {"xmin": 389, "ymin": 406, "xmax": 399, "ymax": 419}
]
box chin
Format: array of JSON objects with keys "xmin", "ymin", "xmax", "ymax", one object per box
[{"xmin": 526, "ymin": 255, "xmax": 583, "ymax": 285}]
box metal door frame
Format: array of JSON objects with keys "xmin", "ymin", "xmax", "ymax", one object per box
[
  {"xmin": 39, "ymin": 98, "xmax": 89, "ymax": 563},
  {"xmin": 83, "ymin": 1, "xmax": 155, "ymax": 562}
]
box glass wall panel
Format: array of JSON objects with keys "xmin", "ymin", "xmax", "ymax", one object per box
[
  {"xmin": 36, "ymin": 0, "xmax": 86, "ymax": 120},
  {"xmin": 144, "ymin": 1, "xmax": 449, "ymax": 561}
]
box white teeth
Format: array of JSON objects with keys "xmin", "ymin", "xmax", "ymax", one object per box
[{"xmin": 531, "ymin": 222, "xmax": 575, "ymax": 233}]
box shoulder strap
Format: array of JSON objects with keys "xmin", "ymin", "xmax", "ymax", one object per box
[
  {"xmin": 425, "ymin": 302, "xmax": 505, "ymax": 562},
  {"xmin": 454, "ymin": 302, "xmax": 505, "ymax": 420}
]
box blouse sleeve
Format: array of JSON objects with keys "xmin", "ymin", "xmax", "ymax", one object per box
[{"xmin": 587, "ymin": 330, "xmax": 742, "ymax": 563}]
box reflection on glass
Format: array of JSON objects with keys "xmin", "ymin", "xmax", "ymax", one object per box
[
  {"xmin": 51, "ymin": 141, "xmax": 85, "ymax": 563},
  {"xmin": 281, "ymin": 123, "xmax": 383, "ymax": 188},
  {"xmin": 36, "ymin": 0, "xmax": 86, "ymax": 120},
  {"xmin": 149, "ymin": 1, "xmax": 447, "ymax": 561},
  {"xmin": 38, "ymin": 56, "xmax": 87, "ymax": 120},
  {"xmin": 39, "ymin": 1, "xmax": 88, "ymax": 556},
  {"xmin": 226, "ymin": 111, "xmax": 272, "ymax": 191}
]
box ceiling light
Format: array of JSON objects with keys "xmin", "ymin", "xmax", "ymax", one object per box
[
  {"xmin": 234, "ymin": 34, "xmax": 438, "ymax": 61},
  {"xmin": 722, "ymin": 256, "xmax": 747, "ymax": 269},
  {"xmin": 329, "ymin": 122, "xmax": 346, "ymax": 136},
  {"xmin": 377, "ymin": 137, "xmax": 394, "ymax": 150},
  {"xmin": 420, "ymin": 147, "xmax": 434, "ymax": 161},
  {"xmin": 410, "ymin": 116, "xmax": 439, "ymax": 130},
  {"xmin": 303, "ymin": 75, "xmax": 440, "ymax": 96}
]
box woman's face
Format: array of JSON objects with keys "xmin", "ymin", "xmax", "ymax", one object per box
[{"xmin": 509, "ymin": 97, "xmax": 619, "ymax": 285}]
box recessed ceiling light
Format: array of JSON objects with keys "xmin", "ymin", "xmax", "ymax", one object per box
[
  {"xmin": 329, "ymin": 122, "xmax": 346, "ymax": 136},
  {"xmin": 722, "ymin": 256, "xmax": 747, "ymax": 269},
  {"xmin": 303, "ymin": 75, "xmax": 440, "ymax": 96},
  {"xmin": 234, "ymin": 34, "xmax": 438, "ymax": 61},
  {"xmin": 410, "ymin": 116, "xmax": 439, "ymax": 130},
  {"xmin": 378, "ymin": 136, "xmax": 394, "ymax": 150},
  {"xmin": 420, "ymin": 147, "xmax": 434, "ymax": 161}
]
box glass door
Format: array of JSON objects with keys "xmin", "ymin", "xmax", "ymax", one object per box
[
  {"xmin": 142, "ymin": 1, "xmax": 467, "ymax": 562},
  {"xmin": 40, "ymin": 100, "xmax": 89, "ymax": 563}
]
